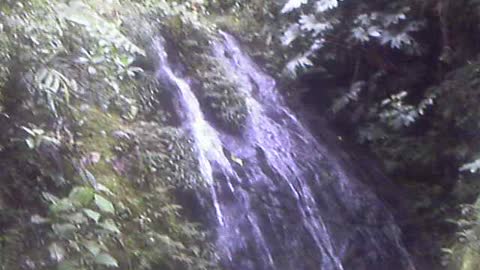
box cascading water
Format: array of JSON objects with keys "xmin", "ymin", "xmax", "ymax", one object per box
[{"xmin": 154, "ymin": 33, "xmax": 416, "ymax": 270}]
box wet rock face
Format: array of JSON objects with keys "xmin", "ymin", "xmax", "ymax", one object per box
[{"xmin": 153, "ymin": 31, "xmax": 417, "ymax": 270}]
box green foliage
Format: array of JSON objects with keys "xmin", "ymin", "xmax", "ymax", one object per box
[
  {"xmin": 0, "ymin": 1, "xmax": 219, "ymax": 269},
  {"xmin": 331, "ymin": 81, "xmax": 365, "ymax": 114},
  {"xmin": 33, "ymin": 68, "xmax": 77, "ymax": 116},
  {"xmin": 0, "ymin": 0, "xmax": 145, "ymax": 121},
  {"xmin": 279, "ymin": 0, "xmax": 423, "ymax": 76},
  {"xmin": 21, "ymin": 125, "xmax": 61, "ymax": 149},
  {"xmin": 42, "ymin": 187, "xmax": 122, "ymax": 269}
]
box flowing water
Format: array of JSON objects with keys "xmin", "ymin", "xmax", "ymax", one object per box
[{"xmin": 154, "ymin": 33, "xmax": 416, "ymax": 270}]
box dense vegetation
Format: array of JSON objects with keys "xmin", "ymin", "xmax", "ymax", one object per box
[
  {"xmin": 0, "ymin": 1, "xmax": 220, "ymax": 269},
  {"xmin": 2, "ymin": 0, "xmax": 480, "ymax": 269}
]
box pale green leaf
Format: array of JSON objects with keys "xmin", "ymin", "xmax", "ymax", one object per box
[
  {"xmin": 94, "ymin": 253, "xmax": 119, "ymax": 267},
  {"xmin": 94, "ymin": 183, "xmax": 114, "ymax": 195},
  {"xmin": 95, "ymin": 194, "xmax": 115, "ymax": 214},
  {"xmin": 83, "ymin": 209, "xmax": 101, "ymax": 223},
  {"xmin": 50, "ymin": 198, "xmax": 75, "ymax": 213},
  {"xmin": 98, "ymin": 219, "xmax": 120, "ymax": 234},
  {"xmin": 69, "ymin": 187, "xmax": 95, "ymax": 206},
  {"xmin": 83, "ymin": 240, "xmax": 102, "ymax": 256}
]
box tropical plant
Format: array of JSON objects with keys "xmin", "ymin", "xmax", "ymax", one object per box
[
  {"xmin": 0, "ymin": 1, "xmax": 219, "ymax": 269},
  {"xmin": 279, "ymin": 0, "xmax": 423, "ymax": 76}
]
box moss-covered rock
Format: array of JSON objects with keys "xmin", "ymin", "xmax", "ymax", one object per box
[
  {"xmin": 160, "ymin": 16, "xmax": 249, "ymax": 133},
  {"xmin": 201, "ymin": 70, "xmax": 248, "ymax": 132},
  {"xmin": 135, "ymin": 76, "xmax": 181, "ymax": 125},
  {"xmin": 127, "ymin": 122, "xmax": 203, "ymax": 188}
]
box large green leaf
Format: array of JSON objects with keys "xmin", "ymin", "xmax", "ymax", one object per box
[
  {"xmin": 69, "ymin": 186, "xmax": 94, "ymax": 206},
  {"xmin": 94, "ymin": 194, "xmax": 115, "ymax": 214},
  {"xmin": 50, "ymin": 198, "xmax": 75, "ymax": 214},
  {"xmin": 94, "ymin": 253, "xmax": 119, "ymax": 268},
  {"xmin": 82, "ymin": 240, "xmax": 102, "ymax": 256},
  {"xmin": 98, "ymin": 219, "xmax": 120, "ymax": 234},
  {"xmin": 83, "ymin": 209, "xmax": 101, "ymax": 223}
]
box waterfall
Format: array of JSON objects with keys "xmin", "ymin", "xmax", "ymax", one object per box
[{"xmin": 153, "ymin": 33, "xmax": 416, "ymax": 270}]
